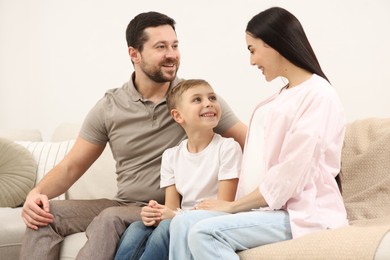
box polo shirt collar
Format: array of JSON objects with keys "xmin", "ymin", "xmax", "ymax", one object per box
[{"xmin": 126, "ymin": 73, "xmax": 181, "ymax": 102}]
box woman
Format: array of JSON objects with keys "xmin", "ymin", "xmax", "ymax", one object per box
[{"xmin": 169, "ymin": 7, "xmax": 348, "ymax": 260}]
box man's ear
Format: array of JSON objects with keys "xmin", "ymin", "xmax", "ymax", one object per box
[
  {"xmin": 171, "ymin": 109, "xmax": 183, "ymax": 124},
  {"xmin": 128, "ymin": 47, "xmax": 140, "ymax": 64}
]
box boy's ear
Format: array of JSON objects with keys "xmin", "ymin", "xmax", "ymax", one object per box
[{"xmin": 171, "ymin": 109, "xmax": 183, "ymax": 124}]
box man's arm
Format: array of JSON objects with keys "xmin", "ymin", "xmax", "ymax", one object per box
[
  {"xmin": 21, "ymin": 137, "xmax": 105, "ymax": 230},
  {"xmin": 222, "ymin": 122, "xmax": 247, "ymax": 150}
]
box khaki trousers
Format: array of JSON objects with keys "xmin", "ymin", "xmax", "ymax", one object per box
[{"xmin": 20, "ymin": 199, "xmax": 142, "ymax": 260}]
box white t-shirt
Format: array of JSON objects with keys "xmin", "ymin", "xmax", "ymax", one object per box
[{"xmin": 160, "ymin": 133, "xmax": 242, "ymax": 210}]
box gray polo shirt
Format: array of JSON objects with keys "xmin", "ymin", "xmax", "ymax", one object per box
[{"xmin": 80, "ymin": 75, "xmax": 239, "ymax": 204}]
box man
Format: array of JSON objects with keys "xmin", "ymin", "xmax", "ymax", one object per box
[{"xmin": 20, "ymin": 11, "xmax": 246, "ymax": 260}]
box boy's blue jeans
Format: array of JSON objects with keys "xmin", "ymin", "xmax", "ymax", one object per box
[{"xmin": 115, "ymin": 219, "xmax": 171, "ymax": 260}]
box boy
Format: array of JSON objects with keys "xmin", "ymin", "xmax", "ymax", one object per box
[{"xmin": 115, "ymin": 79, "xmax": 242, "ymax": 259}]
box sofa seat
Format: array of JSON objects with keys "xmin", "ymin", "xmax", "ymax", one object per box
[
  {"xmin": 59, "ymin": 233, "xmax": 87, "ymax": 260},
  {"xmin": 0, "ymin": 208, "xmax": 24, "ymax": 260}
]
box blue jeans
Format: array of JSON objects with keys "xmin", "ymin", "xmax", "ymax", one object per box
[
  {"xmin": 115, "ymin": 219, "xmax": 171, "ymax": 260},
  {"xmin": 169, "ymin": 210, "xmax": 292, "ymax": 260}
]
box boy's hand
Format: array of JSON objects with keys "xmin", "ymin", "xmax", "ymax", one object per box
[
  {"xmin": 141, "ymin": 200, "xmax": 162, "ymax": 226},
  {"xmin": 140, "ymin": 200, "xmax": 177, "ymax": 226}
]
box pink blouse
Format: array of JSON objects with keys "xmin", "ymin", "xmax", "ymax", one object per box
[{"xmin": 238, "ymin": 74, "xmax": 349, "ymax": 238}]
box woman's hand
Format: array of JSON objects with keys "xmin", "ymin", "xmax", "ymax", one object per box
[
  {"xmin": 195, "ymin": 199, "xmax": 234, "ymax": 213},
  {"xmin": 196, "ymin": 189, "xmax": 267, "ymax": 214}
]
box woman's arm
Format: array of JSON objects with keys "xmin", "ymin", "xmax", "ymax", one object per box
[{"xmin": 197, "ymin": 188, "xmax": 267, "ymax": 213}]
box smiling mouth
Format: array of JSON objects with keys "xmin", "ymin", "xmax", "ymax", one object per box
[
  {"xmin": 259, "ymin": 66, "xmax": 264, "ymax": 74},
  {"xmin": 201, "ymin": 112, "xmax": 216, "ymax": 117},
  {"xmin": 162, "ymin": 64, "xmax": 175, "ymax": 70}
]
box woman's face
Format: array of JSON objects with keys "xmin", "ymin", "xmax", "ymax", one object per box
[{"xmin": 245, "ymin": 33, "xmax": 283, "ymax": 82}]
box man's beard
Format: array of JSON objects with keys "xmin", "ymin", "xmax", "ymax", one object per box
[{"xmin": 140, "ymin": 59, "xmax": 179, "ymax": 83}]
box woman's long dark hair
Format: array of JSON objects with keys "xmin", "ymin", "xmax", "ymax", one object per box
[
  {"xmin": 246, "ymin": 7, "xmax": 329, "ymax": 82},
  {"xmin": 246, "ymin": 7, "xmax": 343, "ymax": 192}
]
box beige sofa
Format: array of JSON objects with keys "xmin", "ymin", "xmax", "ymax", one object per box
[{"xmin": 0, "ymin": 119, "xmax": 390, "ymax": 260}]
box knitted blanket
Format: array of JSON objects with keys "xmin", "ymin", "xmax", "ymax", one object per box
[{"xmin": 239, "ymin": 118, "xmax": 390, "ymax": 259}]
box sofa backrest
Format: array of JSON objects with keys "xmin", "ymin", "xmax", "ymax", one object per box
[
  {"xmin": 0, "ymin": 123, "xmax": 117, "ymax": 201},
  {"xmin": 0, "ymin": 128, "xmax": 42, "ymax": 142},
  {"xmin": 50, "ymin": 123, "xmax": 117, "ymax": 200}
]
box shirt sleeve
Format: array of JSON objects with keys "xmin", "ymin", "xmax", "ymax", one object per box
[
  {"xmin": 160, "ymin": 149, "xmax": 176, "ymax": 188},
  {"xmin": 218, "ymin": 138, "xmax": 242, "ymax": 180},
  {"xmin": 79, "ymin": 97, "xmax": 109, "ymax": 145}
]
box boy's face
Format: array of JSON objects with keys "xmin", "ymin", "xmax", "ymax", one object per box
[{"xmin": 173, "ymin": 84, "xmax": 221, "ymax": 130}]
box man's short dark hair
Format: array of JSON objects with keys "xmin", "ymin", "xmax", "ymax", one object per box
[{"xmin": 126, "ymin": 11, "xmax": 176, "ymax": 51}]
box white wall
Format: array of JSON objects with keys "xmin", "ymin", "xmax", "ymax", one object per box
[{"xmin": 1, "ymin": 0, "xmax": 389, "ymax": 140}]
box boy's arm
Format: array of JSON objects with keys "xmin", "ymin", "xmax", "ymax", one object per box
[
  {"xmin": 164, "ymin": 185, "xmax": 181, "ymax": 211},
  {"xmin": 217, "ymin": 178, "xmax": 239, "ymax": 201}
]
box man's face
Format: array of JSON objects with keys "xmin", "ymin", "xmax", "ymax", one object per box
[{"xmin": 138, "ymin": 25, "xmax": 180, "ymax": 83}]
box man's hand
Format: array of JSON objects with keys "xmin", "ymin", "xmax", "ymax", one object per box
[{"xmin": 21, "ymin": 190, "xmax": 54, "ymax": 230}]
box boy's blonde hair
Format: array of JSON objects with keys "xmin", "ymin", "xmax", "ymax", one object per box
[{"xmin": 166, "ymin": 79, "xmax": 211, "ymax": 111}]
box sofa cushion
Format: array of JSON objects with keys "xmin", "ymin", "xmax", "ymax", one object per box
[
  {"xmin": 238, "ymin": 217, "xmax": 390, "ymax": 260},
  {"xmin": 0, "ymin": 138, "xmax": 37, "ymax": 207},
  {"xmin": 59, "ymin": 232, "xmax": 87, "ymax": 260},
  {"xmin": 341, "ymin": 117, "xmax": 390, "ymax": 221},
  {"xmin": 66, "ymin": 145, "xmax": 117, "ymax": 200},
  {"xmin": 15, "ymin": 140, "xmax": 76, "ymax": 200}
]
